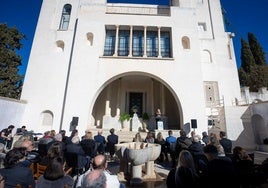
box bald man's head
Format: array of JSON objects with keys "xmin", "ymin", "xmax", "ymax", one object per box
[
  {"xmin": 92, "ymin": 155, "xmax": 107, "ymax": 170},
  {"xmin": 82, "ymin": 169, "xmax": 106, "ymax": 188}
]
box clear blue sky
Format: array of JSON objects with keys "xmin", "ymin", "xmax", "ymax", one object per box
[{"xmin": 0, "ymin": 0, "xmax": 267, "ymax": 76}]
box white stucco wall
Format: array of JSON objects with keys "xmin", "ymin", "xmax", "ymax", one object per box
[
  {"xmin": 0, "ymin": 97, "xmax": 26, "ymax": 131},
  {"xmin": 19, "ymin": 0, "xmax": 241, "ymax": 136}
]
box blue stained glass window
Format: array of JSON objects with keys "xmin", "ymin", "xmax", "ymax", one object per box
[
  {"xmin": 118, "ymin": 30, "xmax": 129, "ymax": 56},
  {"xmin": 132, "ymin": 30, "xmax": 144, "ymax": 57},
  {"xmin": 161, "ymin": 31, "xmax": 171, "ymax": 57},
  {"xmin": 146, "ymin": 31, "xmax": 158, "ymax": 57},
  {"xmin": 104, "ymin": 30, "xmax": 116, "ymax": 56}
]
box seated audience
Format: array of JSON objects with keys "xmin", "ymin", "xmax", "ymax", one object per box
[
  {"xmin": 36, "ymin": 157, "xmax": 74, "ymax": 188},
  {"xmin": 13, "ymin": 136, "xmax": 40, "ymax": 165},
  {"xmin": 40, "ymin": 141, "xmax": 63, "ymax": 166},
  {"xmin": 176, "ymin": 130, "xmax": 192, "ymax": 155},
  {"xmin": 133, "ymin": 132, "xmax": 143, "ymax": 142},
  {"xmin": 232, "ymin": 146, "xmax": 265, "ymax": 187},
  {"xmin": 77, "ymin": 154, "xmax": 122, "ymax": 188},
  {"xmin": 155, "ymin": 132, "xmax": 167, "ymax": 162},
  {"xmin": 145, "ymin": 132, "xmax": 155, "ymax": 143},
  {"xmin": 66, "ymin": 135, "xmax": 89, "ymax": 171},
  {"xmin": 188, "ymin": 135, "xmax": 204, "ymax": 156},
  {"xmin": 199, "ymin": 144, "xmax": 238, "ymax": 188},
  {"xmin": 38, "ymin": 131, "xmax": 55, "ymax": 158},
  {"xmin": 0, "ymin": 148, "xmax": 35, "ymax": 188},
  {"xmin": 80, "ymin": 131, "xmax": 97, "ymax": 159},
  {"xmin": 208, "ymin": 132, "xmax": 225, "ymax": 157},
  {"xmin": 166, "ymin": 130, "xmax": 177, "ymax": 167},
  {"xmin": 166, "ymin": 150, "xmax": 199, "ymax": 188}
]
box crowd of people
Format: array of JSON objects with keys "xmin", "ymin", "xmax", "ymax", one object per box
[
  {"xmin": 0, "ymin": 125, "xmax": 122, "ymax": 188},
  {"xmin": 0, "ymin": 124, "xmax": 268, "ymax": 188}
]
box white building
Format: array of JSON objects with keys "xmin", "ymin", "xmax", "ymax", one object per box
[{"xmin": 20, "ymin": 0, "xmax": 242, "ymax": 136}]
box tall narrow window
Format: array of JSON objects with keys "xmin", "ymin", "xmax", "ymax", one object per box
[
  {"xmin": 41, "ymin": 110, "xmax": 53, "ymax": 128},
  {"xmin": 161, "ymin": 32, "xmax": 171, "ymax": 57},
  {"xmin": 132, "ymin": 30, "xmax": 144, "ymax": 57},
  {"xmin": 59, "ymin": 4, "xmax": 72, "ymax": 30},
  {"xmin": 118, "ymin": 30, "xmax": 129, "ymax": 56},
  {"xmin": 104, "ymin": 30, "xmax": 116, "ymax": 56},
  {"xmin": 147, "ymin": 31, "xmax": 158, "ymax": 57}
]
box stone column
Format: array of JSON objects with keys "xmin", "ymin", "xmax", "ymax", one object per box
[
  {"xmin": 128, "ymin": 25, "xmax": 133, "ymax": 57},
  {"xmin": 105, "ymin": 101, "xmax": 111, "ymax": 115},
  {"xmin": 113, "ymin": 25, "xmax": 119, "ymax": 57},
  {"xmin": 157, "ymin": 27, "xmax": 162, "ymax": 58},
  {"xmin": 143, "ymin": 26, "xmax": 147, "ymax": 57},
  {"xmin": 160, "ymin": 84, "xmax": 165, "ymax": 114},
  {"xmin": 151, "ymin": 78, "xmax": 154, "ymax": 115}
]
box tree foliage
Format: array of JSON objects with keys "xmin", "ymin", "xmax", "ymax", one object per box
[
  {"xmin": 0, "ymin": 24, "xmax": 24, "ymax": 99},
  {"xmin": 248, "ymin": 32, "xmax": 266, "ymax": 66},
  {"xmin": 239, "ymin": 33, "xmax": 268, "ymax": 92}
]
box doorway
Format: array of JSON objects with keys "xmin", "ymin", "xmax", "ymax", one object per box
[{"xmin": 129, "ymin": 92, "xmax": 143, "ymax": 117}]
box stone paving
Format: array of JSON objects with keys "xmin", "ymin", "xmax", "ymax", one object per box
[{"xmin": 106, "ymin": 151, "xmax": 268, "ymax": 188}]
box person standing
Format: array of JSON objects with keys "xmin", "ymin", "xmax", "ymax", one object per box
[
  {"xmin": 219, "ymin": 131, "xmax": 232, "ymax": 155},
  {"xmin": 0, "ymin": 125, "xmax": 15, "ymax": 149},
  {"xmin": 155, "ymin": 108, "xmax": 162, "ymax": 129},
  {"xmin": 201, "ymin": 131, "xmax": 209, "ymax": 146},
  {"xmin": 94, "ymin": 130, "xmax": 106, "ymax": 155},
  {"xmin": 107, "ymin": 129, "xmax": 118, "ymax": 160}
]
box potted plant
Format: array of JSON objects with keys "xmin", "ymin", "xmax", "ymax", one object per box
[
  {"xmin": 142, "ymin": 112, "xmax": 149, "ymax": 121},
  {"xmin": 119, "ymin": 112, "xmax": 131, "ymax": 131},
  {"xmin": 119, "ymin": 112, "xmax": 131, "ymax": 122}
]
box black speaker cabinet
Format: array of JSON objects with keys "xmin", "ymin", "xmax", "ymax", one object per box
[
  {"xmin": 191, "ymin": 119, "xmax": 197, "ymax": 129},
  {"xmin": 72, "ymin": 116, "xmax": 79, "ymax": 126}
]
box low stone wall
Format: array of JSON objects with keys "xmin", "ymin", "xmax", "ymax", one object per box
[{"xmin": 0, "ymin": 97, "xmax": 26, "ymax": 130}]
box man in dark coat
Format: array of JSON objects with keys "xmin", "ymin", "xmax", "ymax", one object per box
[
  {"xmin": 94, "ymin": 130, "xmax": 106, "ymax": 154},
  {"xmin": 219, "ymin": 131, "xmax": 232, "ymax": 154},
  {"xmin": 106, "ymin": 128, "xmax": 118, "ymax": 159}
]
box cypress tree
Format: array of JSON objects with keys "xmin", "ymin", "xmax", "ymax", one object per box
[
  {"xmin": 0, "ymin": 24, "xmax": 24, "ymax": 99},
  {"xmin": 240, "ymin": 38, "xmax": 256, "ymax": 73},
  {"xmin": 248, "ymin": 32, "xmax": 266, "ymax": 66}
]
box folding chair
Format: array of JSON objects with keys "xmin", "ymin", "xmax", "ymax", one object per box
[{"xmin": 34, "ymin": 163, "xmax": 47, "ymax": 179}]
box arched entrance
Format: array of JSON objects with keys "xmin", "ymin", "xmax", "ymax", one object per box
[{"xmin": 92, "ymin": 73, "xmax": 182, "ymax": 130}]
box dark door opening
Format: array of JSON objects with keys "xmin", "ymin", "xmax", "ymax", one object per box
[{"xmin": 129, "ymin": 92, "xmax": 143, "ymax": 117}]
